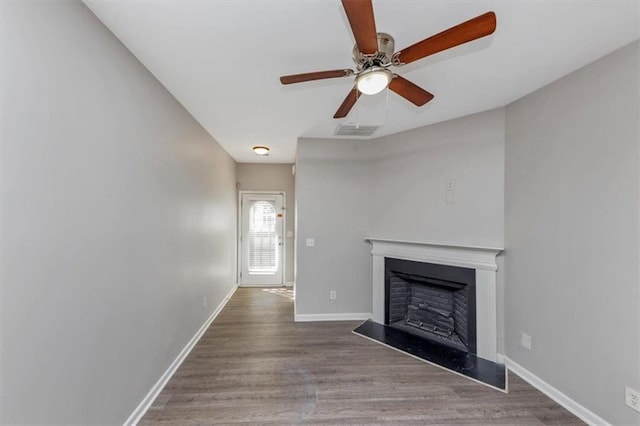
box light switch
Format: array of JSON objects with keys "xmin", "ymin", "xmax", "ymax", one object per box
[{"xmin": 306, "ymin": 238, "xmax": 315, "ymax": 247}]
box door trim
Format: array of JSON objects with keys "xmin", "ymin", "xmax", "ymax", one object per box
[{"xmin": 237, "ymin": 191, "xmax": 286, "ymax": 287}]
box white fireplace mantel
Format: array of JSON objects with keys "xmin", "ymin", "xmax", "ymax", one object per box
[{"xmin": 365, "ymin": 237, "xmax": 503, "ymax": 362}]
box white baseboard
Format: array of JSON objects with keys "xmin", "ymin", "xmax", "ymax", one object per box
[
  {"xmin": 285, "ymin": 281, "xmax": 295, "ymax": 287},
  {"xmin": 123, "ymin": 284, "xmax": 238, "ymax": 426},
  {"xmin": 504, "ymin": 357, "xmax": 610, "ymax": 426},
  {"xmin": 496, "ymin": 353, "xmax": 506, "ymax": 364},
  {"xmin": 295, "ymin": 312, "xmax": 371, "ymax": 322}
]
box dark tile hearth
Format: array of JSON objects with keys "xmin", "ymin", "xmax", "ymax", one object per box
[{"xmin": 353, "ymin": 319, "xmax": 507, "ymax": 391}]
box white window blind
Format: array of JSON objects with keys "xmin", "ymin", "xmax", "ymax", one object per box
[{"xmin": 248, "ymin": 201, "xmax": 277, "ymax": 273}]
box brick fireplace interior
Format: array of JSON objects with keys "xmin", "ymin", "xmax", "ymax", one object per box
[{"xmin": 385, "ymin": 257, "xmax": 477, "ymax": 354}]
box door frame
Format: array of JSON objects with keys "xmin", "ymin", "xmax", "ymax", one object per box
[{"xmin": 237, "ymin": 191, "xmax": 286, "ymax": 287}]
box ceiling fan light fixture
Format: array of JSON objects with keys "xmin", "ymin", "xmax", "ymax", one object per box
[
  {"xmin": 356, "ymin": 67, "xmax": 392, "ymax": 95},
  {"xmin": 252, "ymin": 145, "xmax": 270, "ymax": 156}
]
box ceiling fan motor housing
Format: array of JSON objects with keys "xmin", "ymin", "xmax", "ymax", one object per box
[{"xmin": 352, "ymin": 32, "xmax": 395, "ymax": 70}]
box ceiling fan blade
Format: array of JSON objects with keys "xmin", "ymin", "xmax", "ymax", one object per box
[
  {"xmin": 389, "ymin": 76, "xmax": 434, "ymax": 106},
  {"xmin": 280, "ymin": 69, "xmax": 354, "ymax": 85},
  {"xmin": 342, "ymin": 0, "xmax": 378, "ymax": 55},
  {"xmin": 395, "ymin": 11, "xmax": 496, "ymax": 65},
  {"xmin": 334, "ymin": 88, "xmax": 359, "ymax": 118}
]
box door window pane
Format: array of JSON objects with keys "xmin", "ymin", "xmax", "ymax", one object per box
[{"xmin": 248, "ymin": 201, "xmax": 277, "ymax": 273}]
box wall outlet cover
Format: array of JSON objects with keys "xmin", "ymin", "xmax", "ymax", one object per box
[
  {"xmin": 330, "ymin": 290, "xmax": 336, "ymax": 300},
  {"xmin": 521, "ymin": 333, "xmax": 532, "ymax": 350},
  {"xmin": 626, "ymin": 386, "xmax": 640, "ymax": 412},
  {"xmin": 306, "ymin": 238, "xmax": 315, "ymax": 247}
]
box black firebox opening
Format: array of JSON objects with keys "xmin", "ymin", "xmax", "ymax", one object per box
[{"xmin": 384, "ymin": 258, "xmax": 477, "ymax": 354}]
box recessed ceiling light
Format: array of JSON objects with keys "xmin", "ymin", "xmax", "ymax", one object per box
[{"xmin": 252, "ymin": 145, "xmax": 270, "ymax": 156}]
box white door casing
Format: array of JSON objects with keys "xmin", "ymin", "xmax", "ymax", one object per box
[{"xmin": 239, "ymin": 193, "xmax": 284, "ymax": 286}]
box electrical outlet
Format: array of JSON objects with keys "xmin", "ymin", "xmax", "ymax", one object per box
[
  {"xmin": 306, "ymin": 238, "xmax": 315, "ymax": 247},
  {"xmin": 330, "ymin": 290, "xmax": 336, "ymax": 300},
  {"xmin": 521, "ymin": 333, "xmax": 532, "ymax": 350},
  {"xmin": 203, "ymin": 296, "xmax": 208, "ymax": 308},
  {"xmin": 626, "ymin": 386, "xmax": 640, "ymax": 412}
]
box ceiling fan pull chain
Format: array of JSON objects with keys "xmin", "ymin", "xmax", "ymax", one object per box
[
  {"xmin": 355, "ymin": 87, "xmax": 360, "ymax": 126},
  {"xmin": 385, "ymin": 84, "xmax": 390, "ymax": 126}
]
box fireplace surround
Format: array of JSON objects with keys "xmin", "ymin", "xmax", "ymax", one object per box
[{"xmin": 366, "ymin": 238, "xmax": 502, "ymax": 362}]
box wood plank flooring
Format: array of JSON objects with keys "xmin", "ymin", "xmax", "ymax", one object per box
[{"xmin": 140, "ymin": 288, "xmax": 583, "ymax": 425}]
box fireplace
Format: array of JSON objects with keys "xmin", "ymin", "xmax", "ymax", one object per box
[
  {"xmin": 385, "ymin": 258, "xmax": 476, "ymax": 354},
  {"xmin": 358, "ymin": 239, "xmax": 505, "ymax": 390},
  {"xmin": 368, "ymin": 238, "xmax": 501, "ymax": 362}
]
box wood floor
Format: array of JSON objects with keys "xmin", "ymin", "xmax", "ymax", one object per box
[{"xmin": 141, "ymin": 288, "xmax": 582, "ymax": 425}]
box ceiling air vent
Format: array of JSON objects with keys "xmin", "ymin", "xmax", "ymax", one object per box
[{"xmin": 334, "ymin": 123, "xmax": 379, "ymax": 137}]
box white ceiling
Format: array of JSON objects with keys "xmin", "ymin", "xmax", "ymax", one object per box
[{"xmin": 84, "ymin": 0, "xmax": 639, "ymax": 163}]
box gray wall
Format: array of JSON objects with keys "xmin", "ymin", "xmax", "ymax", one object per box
[
  {"xmin": 370, "ymin": 109, "xmax": 505, "ymax": 248},
  {"xmin": 295, "ymin": 109, "xmax": 505, "ymax": 318},
  {"xmin": 505, "ymin": 41, "xmax": 640, "ymax": 425},
  {"xmin": 1, "ymin": 1, "xmax": 237, "ymax": 424},
  {"xmin": 236, "ymin": 163, "xmax": 295, "ymax": 283},
  {"xmin": 295, "ymin": 140, "xmax": 373, "ymax": 315}
]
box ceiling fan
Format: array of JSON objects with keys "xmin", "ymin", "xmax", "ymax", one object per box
[{"xmin": 279, "ymin": 0, "xmax": 496, "ymax": 119}]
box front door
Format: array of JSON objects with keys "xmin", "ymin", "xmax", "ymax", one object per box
[{"xmin": 240, "ymin": 193, "xmax": 284, "ymax": 286}]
